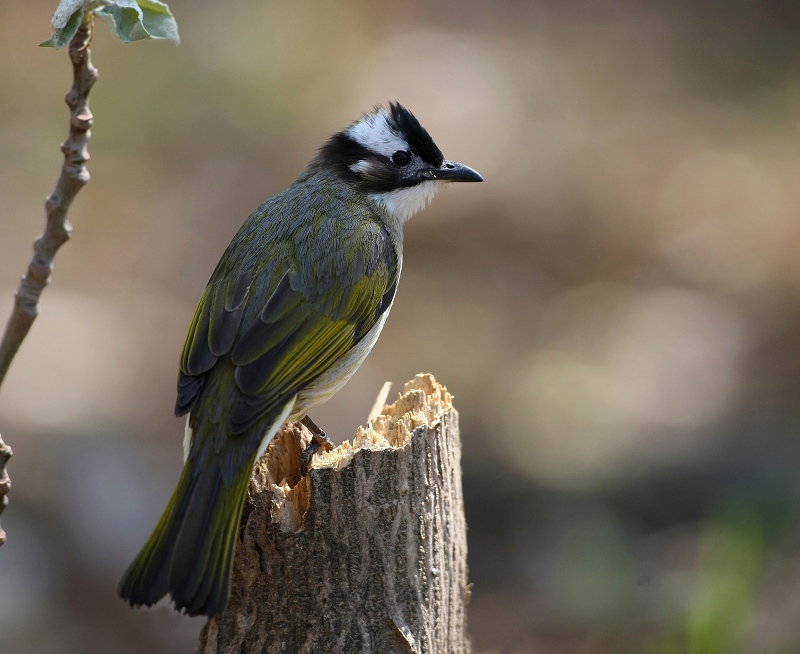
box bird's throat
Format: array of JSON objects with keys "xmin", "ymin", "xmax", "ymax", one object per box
[{"xmin": 370, "ymin": 181, "xmax": 440, "ymax": 223}]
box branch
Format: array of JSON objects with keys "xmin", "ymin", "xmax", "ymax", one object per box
[
  {"xmin": 0, "ymin": 13, "xmax": 96, "ymax": 388},
  {"xmin": 0, "ymin": 436, "xmax": 11, "ymax": 546},
  {"xmin": 0, "ymin": 14, "xmax": 97, "ymax": 546},
  {"xmin": 198, "ymin": 374, "xmax": 471, "ymax": 654}
]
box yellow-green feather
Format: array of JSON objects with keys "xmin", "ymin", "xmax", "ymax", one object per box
[{"xmin": 118, "ymin": 437, "xmax": 258, "ymax": 616}]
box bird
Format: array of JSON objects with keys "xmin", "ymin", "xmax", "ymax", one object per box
[{"xmin": 117, "ymin": 102, "xmax": 482, "ymax": 617}]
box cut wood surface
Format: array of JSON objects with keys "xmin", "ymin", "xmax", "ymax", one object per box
[{"xmin": 197, "ymin": 373, "xmax": 470, "ymax": 654}]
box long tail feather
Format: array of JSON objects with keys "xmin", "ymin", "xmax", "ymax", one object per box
[
  {"xmin": 117, "ymin": 453, "xmax": 255, "ymax": 617},
  {"xmin": 169, "ymin": 455, "xmax": 253, "ymax": 616},
  {"xmin": 119, "ymin": 397, "xmax": 295, "ymax": 617},
  {"xmin": 117, "ymin": 462, "xmax": 198, "ymax": 608}
]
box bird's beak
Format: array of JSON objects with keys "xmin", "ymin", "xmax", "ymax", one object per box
[{"xmin": 420, "ymin": 160, "xmax": 483, "ymax": 183}]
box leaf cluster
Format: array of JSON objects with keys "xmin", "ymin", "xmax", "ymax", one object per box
[{"xmin": 41, "ymin": 0, "xmax": 179, "ymax": 49}]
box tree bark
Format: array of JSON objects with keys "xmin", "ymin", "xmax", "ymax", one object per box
[{"xmin": 198, "ymin": 373, "xmax": 470, "ymax": 654}]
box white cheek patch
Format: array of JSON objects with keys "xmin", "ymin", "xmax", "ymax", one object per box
[
  {"xmin": 347, "ymin": 108, "xmax": 409, "ymax": 158},
  {"xmin": 349, "ymin": 159, "xmax": 375, "ymax": 175},
  {"xmin": 370, "ymin": 181, "xmax": 441, "ymax": 223}
]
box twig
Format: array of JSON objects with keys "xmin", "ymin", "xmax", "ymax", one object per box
[
  {"xmin": 0, "ymin": 14, "xmax": 97, "ymax": 545},
  {"xmin": 0, "ymin": 436, "xmax": 10, "ymax": 546}
]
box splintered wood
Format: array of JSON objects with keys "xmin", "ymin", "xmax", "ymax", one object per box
[
  {"xmin": 198, "ymin": 373, "xmax": 470, "ymax": 654},
  {"xmin": 314, "ymin": 373, "xmax": 454, "ymax": 470}
]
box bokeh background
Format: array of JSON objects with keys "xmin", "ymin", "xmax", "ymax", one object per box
[{"xmin": 2, "ymin": 1, "xmax": 800, "ymax": 652}]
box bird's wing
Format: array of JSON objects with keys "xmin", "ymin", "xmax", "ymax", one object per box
[
  {"xmin": 228, "ymin": 238, "xmax": 398, "ymax": 432},
  {"xmin": 174, "ymin": 270, "xmax": 254, "ymax": 416},
  {"xmin": 175, "ymin": 218, "xmax": 398, "ymax": 433}
]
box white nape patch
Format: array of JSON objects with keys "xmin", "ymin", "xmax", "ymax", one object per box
[
  {"xmin": 370, "ymin": 181, "xmax": 441, "ymax": 223},
  {"xmin": 181, "ymin": 398, "xmax": 296, "ymax": 464},
  {"xmin": 346, "ymin": 108, "xmax": 409, "ymax": 158}
]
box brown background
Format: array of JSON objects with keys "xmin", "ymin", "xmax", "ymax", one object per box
[{"xmin": 2, "ymin": 1, "xmax": 800, "ymax": 652}]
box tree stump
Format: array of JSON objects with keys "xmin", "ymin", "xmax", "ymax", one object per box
[{"xmin": 197, "ymin": 373, "xmax": 470, "ymax": 654}]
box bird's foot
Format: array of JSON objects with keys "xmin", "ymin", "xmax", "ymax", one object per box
[{"xmin": 300, "ymin": 415, "xmax": 334, "ymax": 476}]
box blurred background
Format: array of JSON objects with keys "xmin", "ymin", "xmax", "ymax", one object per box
[{"xmin": 2, "ymin": 0, "xmax": 800, "ymax": 652}]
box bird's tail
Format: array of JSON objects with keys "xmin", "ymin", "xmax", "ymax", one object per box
[{"xmin": 117, "ymin": 451, "xmax": 254, "ymax": 617}]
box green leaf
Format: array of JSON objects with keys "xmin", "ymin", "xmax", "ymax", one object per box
[
  {"xmin": 51, "ymin": 0, "xmax": 85, "ymax": 29},
  {"xmin": 95, "ymin": 1, "xmax": 150, "ymax": 43},
  {"xmin": 95, "ymin": 0, "xmax": 180, "ymax": 45},
  {"xmin": 40, "ymin": 4, "xmax": 84, "ymax": 49},
  {"xmin": 40, "ymin": 0, "xmax": 178, "ymax": 49},
  {"xmin": 137, "ymin": 0, "xmax": 180, "ymax": 43}
]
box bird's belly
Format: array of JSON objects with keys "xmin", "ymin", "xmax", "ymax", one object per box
[{"xmin": 290, "ymin": 308, "xmax": 391, "ymax": 420}]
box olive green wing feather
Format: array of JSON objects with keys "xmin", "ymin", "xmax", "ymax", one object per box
[
  {"xmin": 175, "ymin": 271, "xmax": 254, "ymax": 416},
  {"xmin": 229, "ymin": 252, "xmax": 397, "ymax": 432},
  {"xmin": 175, "ymin": 217, "xmax": 398, "ymax": 432}
]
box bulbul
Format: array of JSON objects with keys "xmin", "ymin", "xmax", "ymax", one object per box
[{"xmin": 118, "ymin": 103, "xmax": 482, "ymax": 617}]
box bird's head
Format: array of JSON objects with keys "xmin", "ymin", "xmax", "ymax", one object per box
[{"xmin": 314, "ymin": 103, "xmax": 482, "ymax": 222}]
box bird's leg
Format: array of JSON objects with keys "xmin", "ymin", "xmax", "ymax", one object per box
[{"xmin": 300, "ymin": 415, "xmax": 334, "ymax": 476}]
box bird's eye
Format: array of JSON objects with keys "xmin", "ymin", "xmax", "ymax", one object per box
[{"xmin": 392, "ymin": 150, "xmax": 411, "ymax": 167}]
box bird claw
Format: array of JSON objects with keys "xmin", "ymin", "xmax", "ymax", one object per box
[{"xmin": 300, "ymin": 416, "xmax": 334, "ymax": 476}]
